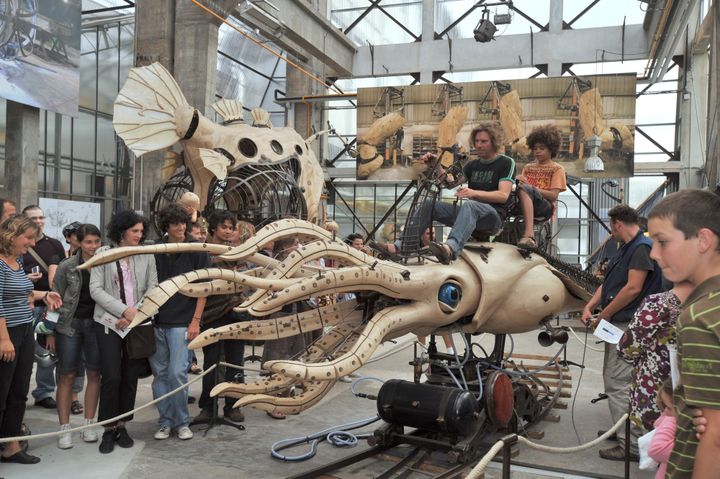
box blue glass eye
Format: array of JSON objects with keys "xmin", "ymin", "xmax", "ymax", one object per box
[{"xmin": 438, "ymin": 283, "xmax": 461, "ymax": 309}]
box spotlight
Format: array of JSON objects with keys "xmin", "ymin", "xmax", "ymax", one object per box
[
  {"xmin": 473, "ymin": 8, "xmax": 497, "ymax": 43},
  {"xmin": 473, "ymin": 19, "xmax": 497, "ymax": 42},
  {"xmin": 584, "ymin": 134, "xmax": 605, "ymax": 173}
]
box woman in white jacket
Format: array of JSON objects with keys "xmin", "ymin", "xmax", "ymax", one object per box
[{"xmin": 90, "ymin": 210, "xmax": 157, "ymax": 454}]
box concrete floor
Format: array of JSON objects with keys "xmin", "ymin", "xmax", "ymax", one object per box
[{"xmin": 7, "ymin": 322, "xmax": 655, "ymax": 479}]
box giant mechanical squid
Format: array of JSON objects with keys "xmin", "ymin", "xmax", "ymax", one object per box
[{"xmin": 79, "ymin": 219, "xmax": 591, "ymax": 416}]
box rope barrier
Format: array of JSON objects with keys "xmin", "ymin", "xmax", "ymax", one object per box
[
  {"xmin": 0, "ymin": 363, "xmax": 218, "ymax": 444},
  {"xmin": 464, "ymin": 413, "xmax": 629, "ymax": 478},
  {"xmin": 517, "ymin": 413, "xmax": 629, "ymax": 453},
  {"xmin": 568, "ymin": 326, "xmax": 605, "ymax": 352},
  {"xmin": 465, "ymin": 440, "xmax": 505, "ymax": 479}
]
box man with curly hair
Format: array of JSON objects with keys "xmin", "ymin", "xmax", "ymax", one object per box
[
  {"xmin": 150, "ymin": 204, "xmax": 210, "ymax": 441},
  {"xmin": 428, "ymin": 122, "xmax": 515, "ymax": 264},
  {"xmin": 516, "ymin": 124, "xmax": 567, "ymax": 248}
]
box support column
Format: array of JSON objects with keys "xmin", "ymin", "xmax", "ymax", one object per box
[
  {"xmin": 286, "ymin": 1, "xmax": 326, "ymax": 139},
  {"xmin": 4, "ymin": 101, "xmax": 39, "ymax": 208},
  {"xmin": 678, "ymin": 52, "xmax": 708, "ymax": 189},
  {"xmin": 707, "ymin": 4, "xmax": 720, "ymax": 187},
  {"xmin": 174, "ymin": 0, "xmax": 222, "ymax": 117},
  {"xmin": 420, "ymin": 0, "xmax": 435, "ymax": 83},
  {"xmin": 133, "ymin": 0, "xmax": 175, "ymax": 215},
  {"xmin": 547, "ymin": 0, "xmax": 563, "ymax": 77}
]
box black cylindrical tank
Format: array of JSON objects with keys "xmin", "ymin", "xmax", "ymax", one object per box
[{"xmin": 376, "ymin": 379, "xmax": 479, "ymax": 437}]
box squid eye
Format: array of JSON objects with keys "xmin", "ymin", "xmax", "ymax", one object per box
[{"xmin": 438, "ymin": 283, "xmax": 461, "ymax": 311}]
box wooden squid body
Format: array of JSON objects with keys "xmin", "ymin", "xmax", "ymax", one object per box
[{"xmin": 79, "ymin": 220, "xmax": 590, "ymax": 416}]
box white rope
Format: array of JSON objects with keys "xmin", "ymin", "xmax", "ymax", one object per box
[
  {"xmin": 465, "ymin": 413, "xmax": 629, "ymax": 478},
  {"xmin": 518, "ymin": 413, "xmax": 629, "ymax": 453},
  {"xmin": 0, "ymin": 363, "xmax": 219, "ymax": 444},
  {"xmin": 465, "ymin": 440, "xmax": 505, "ymax": 479},
  {"xmin": 568, "ymin": 326, "xmax": 604, "ymax": 352}
]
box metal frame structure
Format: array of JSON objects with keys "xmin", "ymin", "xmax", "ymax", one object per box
[{"xmin": 82, "ymin": 0, "xmax": 135, "ymax": 15}]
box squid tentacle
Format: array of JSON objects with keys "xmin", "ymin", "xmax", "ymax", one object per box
[
  {"xmin": 78, "ymin": 242, "xmax": 278, "ymax": 270},
  {"xmin": 229, "ymin": 326, "xmax": 365, "ymax": 414},
  {"xmin": 242, "ymin": 266, "xmax": 406, "ymax": 316},
  {"xmin": 178, "ymin": 278, "xmax": 250, "ymax": 298},
  {"xmin": 213, "ymin": 219, "xmax": 335, "ymax": 262},
  {"xmin": 129, "ymin": 268, "xmax": 298, "ymax": 328},
  {"xmin": 189, "ymin": 299, "xmax": 361, "ymax": 348},
  {"xmin": 211, "ymin": 320, "xmax": 362, "ymax": 401},
  {"xmin": 241, "ymin": 240, "xmax": 408, "ymax": 308},
  {"xmin": 265, "ymin": 304, "xmax": 419, "ymax": 381}
]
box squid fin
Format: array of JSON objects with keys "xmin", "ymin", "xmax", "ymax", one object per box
[
  {"xmin": 198, "ymin": 148, "xmax": 229, "ymax": 181},
  {"xmin": 251, "ymin": 108, "xmax": 273, "ymax": 128},
  {"xmin": 161, "ymin": 150, "xmax": 182, "ymax": 181},
  {"xmin": 113, "ymin": 62, "xmax": 190, "ymax": 156},
  {"xmin": 211, "ymin": 98, "xmax": 245, "ymax": 124}
]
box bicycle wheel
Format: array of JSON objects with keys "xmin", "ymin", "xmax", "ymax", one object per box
[
  {"xmin": 0, "ymin": 0, "xmax": 13, "ymax": 47},
  {"xmin": 15, "ymin": 0, "xmax": 36, "ymax": 56}
]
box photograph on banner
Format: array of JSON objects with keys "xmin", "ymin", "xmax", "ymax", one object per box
[
  {"xmin": 355, "ymin": 74, "xmax": 636, "ymax": 181},
  {"xmin": 0, "ymin": 0, "xmax": 81, "ymax": 117},
  {"xmin": 39, "ymin": 197, "xmax": 102, "ymax": 241}
]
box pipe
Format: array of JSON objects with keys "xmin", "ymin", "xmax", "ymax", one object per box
[{"xmin": 274, "ymin": 89, "xmax": 357, "ymax": 104}]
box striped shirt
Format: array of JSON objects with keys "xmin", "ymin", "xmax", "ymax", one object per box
[
  {"xmin": 0, "ymin": 257, "xmax": 35, "ymax": 327},
  {"xmin": 667, "ymin": 275, "xmax": 720, "ymax": 478}
]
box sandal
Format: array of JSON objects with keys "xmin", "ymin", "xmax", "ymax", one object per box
[
  {"xmin": 429, "ymin": 242, "xmax": 454, "ymax": 265},
  {"xmin": 71, "ymin": 400, "xmax": 83, "ymax": 415},
  {"xmin": 517, "ymin": 236, "xmax": 537, "ymax": 249},
  {"xmin": 266, "ymin": 411, "xmax": 286, "ymax": 420}
]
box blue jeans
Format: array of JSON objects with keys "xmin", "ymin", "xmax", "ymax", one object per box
[
  {"xmin": 32, "ymin": 305, "xmax": 55, "ymax": 401},
  {"xmin": 149, "ymin": 327, "xmax": 191, "ymax": 428},
  {"xmin": 430, "ymin": 200, "xmax": 502, "ymax": 257}
]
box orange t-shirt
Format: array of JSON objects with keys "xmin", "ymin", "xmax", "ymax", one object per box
[
  {"xmin": 521, "ymin": 160, "xmax": 567, "ymax": 214},
  {"xmin": 521, "ymin": 160, "xmax": 567, "ymax": 192}
]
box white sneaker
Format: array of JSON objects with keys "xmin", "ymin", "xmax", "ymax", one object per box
[
  {"xmin": 176, "ymin": 426, "xmax": 193, "ymax": 440},
  {"xmin": 81, "ymin": 418, "xmax": 98, "ymax": 443},
  {"xmin": 154, "ymin": 425, "xmax": 171, "ymax": 440},
  {"xmin": 58, "ymin": 424, "xmax": 73, "ymax": 449}
]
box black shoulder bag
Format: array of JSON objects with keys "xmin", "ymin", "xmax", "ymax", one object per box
[{"xmin": 116, "ymin": 260, "xmax": 156, "ymax": 359}]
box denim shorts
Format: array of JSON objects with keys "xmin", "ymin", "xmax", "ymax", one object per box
[
  {"xmin": 518, "ymin": 183, "xmax": 553, "ymax": 220},
  {"xmin": 55, "ymin": 318, "xmax": 100, "ymax": 374}
]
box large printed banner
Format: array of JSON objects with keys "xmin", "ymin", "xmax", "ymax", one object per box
[
  {"xmin": 0, "ymin": 0, "xmax": 81, "ymax": 116},
  {"xmin": 356, "ymin": 74, "xmax": 636, "ymax": 181}
]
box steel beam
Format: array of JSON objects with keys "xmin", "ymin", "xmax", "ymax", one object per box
[
  {"xmin": 351, "ymin": 24, "xmax": 649, "ymax": 78},
  {"xmin": 235, "ymin": 0, "xmax": 356, "ymax": 76}
]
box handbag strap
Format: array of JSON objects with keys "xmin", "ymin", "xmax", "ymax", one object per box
[
  {"xmin": 28, "ymin": 247, "xmax": 49, "ymax": 273},
  {"xmin": 115, "ymin": 260, "xmax": 127, "ymax": 304}
]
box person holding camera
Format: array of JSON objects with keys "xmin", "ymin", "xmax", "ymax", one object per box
[{"xmin": 21, "ymin": 205, "xmax": 65, "ymax": 410}]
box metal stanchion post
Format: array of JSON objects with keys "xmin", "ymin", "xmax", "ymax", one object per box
[
  {"xmin": 624, "ymin": 413, "xmax": 631, "ymax": 479},
  {"xmin": 501, "ymin": 434, "xmax": 518, "ymax": 479},
  {"xmin": 190, "ymin": 356, "xmax": 245, "ymax": 435}
]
